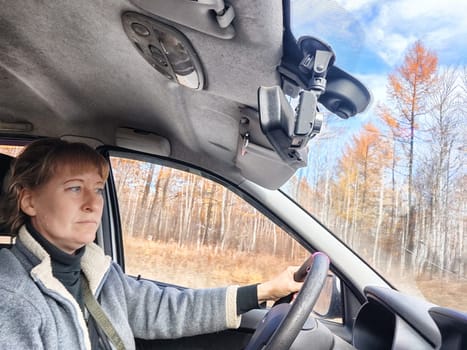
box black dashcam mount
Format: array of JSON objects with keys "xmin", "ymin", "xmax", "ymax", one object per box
[
  {"xmin": 258, "ymin": 36, "xmax": 337, "ymax": 165},
  {"xmin": 297, "ymin": 36, "xmax": 335, "ymax": 95},
  {"xmin": 290, "ymin": 36, "xmax": 335, "ymax": 150},
  {"xmin": 258, "ymin": 28, "xmax": 370, "ymax": 168}
]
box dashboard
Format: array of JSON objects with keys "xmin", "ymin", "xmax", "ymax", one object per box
[{"xmin": 353, "ymin": 286, "xmax": 467, "ymax": 349}]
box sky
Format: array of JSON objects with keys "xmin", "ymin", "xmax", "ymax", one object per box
[
  {"xmin": 289, "ymin": 0, "xmax": 467, "ymax": 178},
  {"xmin": 291, "ymin": 0, "xmax": 467, "ymax": 115}
]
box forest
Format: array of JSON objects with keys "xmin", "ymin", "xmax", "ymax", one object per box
[
  {"xmin": 294, "ymin": 41, "xmax": 466, "ymax": 282},
  {"xmin": 112, "ymin": 41, "xmax": 465, "ymax": 289}
]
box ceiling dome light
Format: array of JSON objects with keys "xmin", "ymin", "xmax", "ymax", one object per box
[{"xmin": 122, "ymin": 12, "xmax": 205, "ymax": 90}]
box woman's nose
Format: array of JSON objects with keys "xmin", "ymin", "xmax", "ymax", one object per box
[{"xmin": 83, "ymin": 189, "xmax": 103, "ymax": 211}]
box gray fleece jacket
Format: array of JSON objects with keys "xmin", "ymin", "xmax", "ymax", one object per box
[{"xmin": 0, "ymin": 226, "xmax": 240, "ymax": 349}]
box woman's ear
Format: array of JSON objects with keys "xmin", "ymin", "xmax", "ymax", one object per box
[{"xmin": 19, "ymin": 188, "xmax": 37, "ymax": 216}]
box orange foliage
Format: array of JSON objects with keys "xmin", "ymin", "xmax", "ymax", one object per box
[
  {"xmin": 388, "ymin": 40, "xmax": 438, "ymax": 121},
  {"xmin": 398, "ymin": 41, "xmax": 438, "ymax": 84},
  {"xmin": 363, "ymin": 122, "xmax": 380, "ymax": 135},
  {"xmin": 378, "ymin": 104, "xmax": 399, "ymax": 129},
  {"xmin": 334, "ymin": 122, "xmax": 393, "ymax": 223}
]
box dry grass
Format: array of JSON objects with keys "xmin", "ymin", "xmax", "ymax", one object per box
[
  {"xmin": 124, "ymin": 237, "xmax": 303, "ymax": 289},
  {"xmin": 124, "ymin": 237, "xmax": 466, "ymax": 311},
  {"xmin": 417, "ymin": 279, "xmax": 467, "ymax": 312}
]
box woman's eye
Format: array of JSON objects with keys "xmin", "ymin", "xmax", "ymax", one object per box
[
  {"xmin": 68, "ymin": 186, "xmax": 81, "ymax": 192},
  {"xmin": 96, "ymin": 188, "xmax": 105, "ymax": 195}
]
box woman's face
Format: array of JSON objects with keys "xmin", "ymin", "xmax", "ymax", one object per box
[{"xmin": 20, "ymin": 165, "xmax": 105, "ymax": 254}]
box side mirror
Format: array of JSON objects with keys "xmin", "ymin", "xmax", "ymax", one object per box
[{"xmin": 313, "ymin": 274, "xmax": 343, "ymax": 320}]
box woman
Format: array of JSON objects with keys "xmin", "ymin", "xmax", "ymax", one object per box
[{"xmin": 0, "ymin": 138, "xmax": 303, "ymax": 350}]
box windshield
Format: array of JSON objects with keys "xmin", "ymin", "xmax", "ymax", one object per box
[{"xmin": 283, "ymin": 0, "xmax": 466, "ymax": 310}]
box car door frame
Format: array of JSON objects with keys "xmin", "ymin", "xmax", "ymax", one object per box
[{"xmin": 97, "ymin": 146, "xmax": 382, "ymax": 347}]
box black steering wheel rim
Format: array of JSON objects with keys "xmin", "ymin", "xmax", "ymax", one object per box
[{"xmin": 245, "ymin": 252, "xmax": 330, "ymax": 350}]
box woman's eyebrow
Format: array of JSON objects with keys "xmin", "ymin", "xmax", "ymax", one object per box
[
  {"xmin": 64, "ymin": 178, "xmax": 105, "ymax": 185},
  {"xmin": 63, "ymin": 178, "xmax": 85, "ymax": 184}
]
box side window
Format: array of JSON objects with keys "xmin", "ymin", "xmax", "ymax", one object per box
[
  {"xmin": 0, "ymin": 145, "xmax": 23, "ymax": 157},
  {"xmin": 0, "ymin": 145, "xmax": 24, "ymax": 245},
  {"xmin": 110, "ymin": 155, "xmax": 309, "ymax": 287},
  {"xmin": 109, "ymin": 155, "xmax": 342, "ymax": 322}
]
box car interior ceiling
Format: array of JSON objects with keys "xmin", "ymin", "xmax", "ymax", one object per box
[{"xmin": 0, "ymin": 0, "xmax": 290, "ymax": 189}]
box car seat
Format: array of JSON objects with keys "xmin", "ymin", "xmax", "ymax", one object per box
[{"xmin": 0, "ymin": 153, "xmax": 14, "ymax": 248}]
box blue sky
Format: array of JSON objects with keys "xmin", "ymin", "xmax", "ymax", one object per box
[
  {"xmin": 291, "ymin": 0, "xmax": 467, "ymax": 111},
  {"xmin": 290, "ymin": 0, "xmax": 467, "ymax": 177}
]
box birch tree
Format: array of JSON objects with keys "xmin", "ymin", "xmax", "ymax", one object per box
[{"xmin": 387, "ymin": 40, "xmax": 438, "ymax": 264}]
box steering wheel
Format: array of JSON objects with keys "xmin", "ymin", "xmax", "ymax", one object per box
[{"xmin": 245, "ymin": 252, "xmax": 330, "ymax": 350}]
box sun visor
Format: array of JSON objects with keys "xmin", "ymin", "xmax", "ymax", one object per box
[
  {"xmin": 235, "ymin": 137, "xmax": 297, "ymax": 190},
  {"xmin": 116, "ymin": 127, "xmax": 171, "ymax": 156}
]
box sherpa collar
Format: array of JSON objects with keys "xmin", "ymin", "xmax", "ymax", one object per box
[
  {"xmin": 18, "ymin": 225, "xmax": 112, "ymax": 295},
  {"xmin": 17, "ymin": 225, "xmax": 112, "ymax": 350}
]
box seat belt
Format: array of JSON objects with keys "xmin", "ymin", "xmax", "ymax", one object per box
[{"xmin": 82, "ymin": 279, "xmax": 126, "ymax": 350}]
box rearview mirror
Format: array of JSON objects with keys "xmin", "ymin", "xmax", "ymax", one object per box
[{"xmin": 319, "ymin": 66, "xmax": 371, "ymax": 119}]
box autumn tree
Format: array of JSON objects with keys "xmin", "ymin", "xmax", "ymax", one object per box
[
  {"xmin": 387, "ymin": 40, "xmax": 438, "ymax": 257},
  {"xmin": 421, "ymin": 67, "xmax": 463, "ymax": 276},
  {"xmin": 333, "ymin": 123, "xmax": 392, "ymax": 257},
  {"xmin": 378, "ymin": 104, "xmax": 401, "ymax": 231}
]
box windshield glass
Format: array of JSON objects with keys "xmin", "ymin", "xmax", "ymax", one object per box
[{"xmin": 284, "ymin": 0, "xmax": 466, "ymax": 310}]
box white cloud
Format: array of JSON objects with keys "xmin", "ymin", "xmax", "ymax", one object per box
[
  {"xmin": 375, "ymin": 32, "xmax": 417, "ymax": 67},
  {"xmin": 293, "ymin": 0, "xmax": 467, "ymax": 67},
  {"xmin": 291, "ymin": 0, "xmax": 467, "ymax": 122},
  {"xmin": 291, "ymin": 0, "xmax": 367, "ymax": 66},
  {"xmin": 342, "ymin": 0, "xmax": 467, "ymax": 66},
  {"xmin": 335, "ymin": 0, "xmax": 378, "ymax": 12},
  {"xmin": 392, "ymin": 0, "xmax": 467, "ymax": 21},
  {"xmin": 356, "ymin": 73, "xmax": 388, "ymax": 108}
]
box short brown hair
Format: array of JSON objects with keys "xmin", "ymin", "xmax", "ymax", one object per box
[{"xmin": 2, "ymin": 138, "xmax": 109, "ymax": 234}]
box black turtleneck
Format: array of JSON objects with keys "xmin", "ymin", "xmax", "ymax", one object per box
[{"xmin": 27, "ymin": 222, "xmax": 85, "ymax": 310}]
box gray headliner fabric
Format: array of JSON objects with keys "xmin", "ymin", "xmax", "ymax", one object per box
[{"xmin": 0, "ymin": 0, "xmax": 290, "ymax": 188}]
